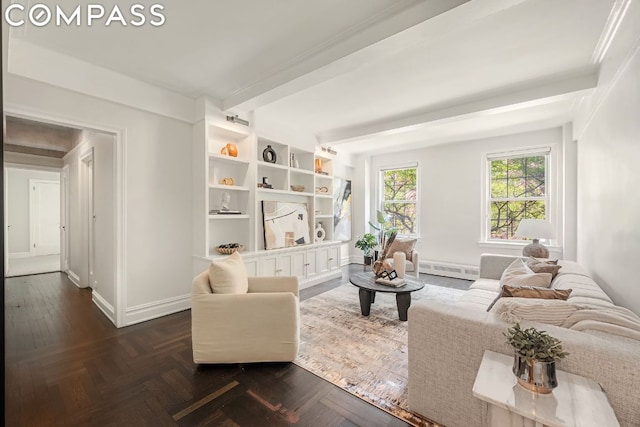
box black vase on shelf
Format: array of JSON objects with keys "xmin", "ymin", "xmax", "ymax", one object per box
[{"xmin": 263, "ymin": 145, "xmax": 277, "ymax": 163}]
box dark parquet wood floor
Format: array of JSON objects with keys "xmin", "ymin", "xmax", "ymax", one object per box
[{"xmin": 4, "ymin": 268, "xmax": 470, "ymax": 427}]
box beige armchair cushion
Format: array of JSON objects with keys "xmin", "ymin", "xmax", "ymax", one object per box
[
  {"xmin": 207, "ymin": 252, "xmax": 248, "ymax": 294},
  {"xmin": 387, "ymin": 237, "xmax": 417, "ymax": 260}
]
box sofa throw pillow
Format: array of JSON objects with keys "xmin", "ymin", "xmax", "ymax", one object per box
[
  {"xmin": 526, "ymin": 257, "xmax": 562, "ymax": 279},
  {"xmin": 499, "ymin": 258, "xmax": 553, "ymax": 288},
  {"xmin": 387, "ymin": 238, "xmax": 417, "ymax": 260},
  {"xmin": 487, "ymin": 284, "xmax": 572, "ymax": 312},
  {"xmin": 490, "ymin": 298, "xmax": 578, "ymax": 326},
  {"xmin": 208, "ymin": 251, "xmax": 248, "ymax": 294},
  {"xmin": 501, "ymin": 285, "xmax": 572, "ymax": 300}
]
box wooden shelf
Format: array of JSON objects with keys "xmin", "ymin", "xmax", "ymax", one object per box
[
  {"xmin": 209, "ymin": 184, "xmax": 250, "ymax": 191},
  {"xmin": 257, "ymin": 161, "xmax": 289, "ymax": 171},
  {"xmin": 208, "ymin": 214, "xmax": 250, "ymax": 220},
  {"xmin": 208, "ymin": 153, "xmax": 251, "ymax": 165},
  {"xmin": 315, "ymin": 173, "xmax": 333, "ymax": 179},
  {"xmin": 257, "ymin": 188, "xmax": 314, "ymax": 197}
]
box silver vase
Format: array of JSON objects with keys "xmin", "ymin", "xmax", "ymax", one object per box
[{"xmin": 512, "ymin": 354, "xmax": 558, "ymax": 394}]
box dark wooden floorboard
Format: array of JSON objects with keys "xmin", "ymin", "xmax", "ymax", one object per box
[{"xmin": 5, "ymin": 268, "xmax": 470, "ymax": 426}]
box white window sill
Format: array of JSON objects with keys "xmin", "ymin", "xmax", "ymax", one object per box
[{"xmin": 477, "ymin": 240, "xmax": 562, "ymax": 251}]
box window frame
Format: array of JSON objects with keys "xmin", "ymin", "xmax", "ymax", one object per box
[
  {"xmin": 484, "ymin": 147, "xmax": 553, "ymax": 243},
  {"xmin": 379, "ymin": 163, "xmax": 419, "ymax": 237}
]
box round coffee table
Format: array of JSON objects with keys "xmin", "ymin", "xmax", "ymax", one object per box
[{"xmin": 349, "ymin": 272, "xmax": 425, "ymax": 321}]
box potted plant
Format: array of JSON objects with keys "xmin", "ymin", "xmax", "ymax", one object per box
[
  {"xmin": 368, "ymin": 210, "xmax": 397, "ymax": 252},
  {"xmin": 504, "ymin": 323, "xmax": 569, "ymax": 394},
  {"xmin": 355, "ymin": 233, "xmax": 377, "ymax": 265}
]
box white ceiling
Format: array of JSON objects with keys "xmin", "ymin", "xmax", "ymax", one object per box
[{"xmin": 9, "ymin": 0, "xmax": 619, "ymax": 154}]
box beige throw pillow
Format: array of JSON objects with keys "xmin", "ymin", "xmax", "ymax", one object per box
[
  {"xmin": 387, "ymin": 238, "xmax": 416, "ymax": 260},
  {"xmin": 499, "ymin": 258, "xmax": 552, "ymax": 288},
  {"xmin": 526, "ymin": 257, "xmax": 562, "ymax": 279},
  {"xmin": 501, "ymin": 285, "xmax": 572, "ymax": 300},
  {"xmin": 208, "ymin": 251, "xmax": 248, "ymax": 294}
]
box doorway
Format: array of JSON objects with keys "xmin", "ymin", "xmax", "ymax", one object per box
[{"xmin": 5, "ymin": 167, "xmax": 61, "ymax": 277}]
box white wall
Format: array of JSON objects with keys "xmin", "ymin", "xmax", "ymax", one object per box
[
  {"xmin": 355, "ymin": 128, "xmax": 566, "ymax": 267},
  {"xmin": 6, "ymin": 167, "xmax": 60, "ymax": 255},
  {"xmin": 64, "ymin": 130, "xmax": 116, "ymax": 315},
  {"xmin": 5, "ymin": 73, "xmax": 193, "ymax": 325},
  {"xmin": 573, "ymin": 3, "xmax": 640, "ymax": 314}
]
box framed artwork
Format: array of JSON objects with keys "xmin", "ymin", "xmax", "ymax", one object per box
[
  {"xmin": 333, "ymin": 177, "xmax": 352, "ymax": 241},
  {"xmin": 262, "ymin": 201, "xmax": 311, "ymax": 250}
]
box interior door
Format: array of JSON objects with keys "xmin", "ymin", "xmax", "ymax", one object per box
[{"xmin": 30, "ymin": 179, "xmax": 61, "ymax": 256}]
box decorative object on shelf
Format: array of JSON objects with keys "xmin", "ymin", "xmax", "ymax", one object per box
[
  {"xmin": 260, "ymin": 176, "xmax": 273, "ymax": 189},
  {"xmin": 333, "ymin": 177, "xmax": 352, "ymax": 241},
  {"xmin": 220, "ymin": 143, "xmax": 238, "ymax": 157},
  {"xmin": 220, "ymin": 177, "xmax": 235, "ymax": 185},
  {"xmin": 315, "ymin": 158, "xmax": 323, "ymax": 173},
  {"xmin": 290, "ymin": 152, "xmax": 299, "ymax": 168},
  {"xmin": 290, "ymin": 184, "xmax": 305, "ymax": 192},
  {"xmin": 262, "ymin": 201, "xmax": 311, "ymax": 250},
  {"xmin": 504, "ymin": 323, "xmax": 568, "ymax": 394},
  {"xmin": 263, "ymin": 145, "xmax": 277, "ymax": 163},
  {"xmin": 215, "ymin": 243, "xmax": 245, "ymax": 254},
  {"xmin": 373, "ymin": 231, "xmax": 397, "ymax": 277},
  {"xmin": 220, "ymin": 192, "xmax": 231, "ymax": 211},
  {"xmin": 355, "ymin": 233, "xmax": 377, "ymax": 266},
  {"xmin": 226, "ymin": 114, "xmax": 249, "ymax": 126},
  {"xmin": 514, "ymin": 219, "xmax": 555, "ymax": 258},
  {"xmin": 315, "ymin": 223, "xmax": 326, "ymax": 242},
  {"xmin": 316, "ymin": 186, "xmax": 329, "ymax": 194}
]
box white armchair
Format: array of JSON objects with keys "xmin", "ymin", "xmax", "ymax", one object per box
[
  {"xmin": 388, "ymin": 250, "xmax": 420, "ymax": 278},
  {"xmin": 191, "ymin": 272, "xmax": 300, "ymax": 364}
]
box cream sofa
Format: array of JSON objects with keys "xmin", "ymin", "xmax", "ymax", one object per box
[
  {"xmin": 192, "ymin": 272, "xmax": 300, "ymax": 364},
  {"xmin": 408, "ymin": 254, "xmax": 640, "ymax": 427}
]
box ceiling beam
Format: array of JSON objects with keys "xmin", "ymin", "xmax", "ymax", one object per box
[
  {"xmin": 317, "ymin": 68, "xmax": 599, "ymax": 145},
  {"xmin": 222, "ymin": 0, "xmax": 487, "ymax": 112}
]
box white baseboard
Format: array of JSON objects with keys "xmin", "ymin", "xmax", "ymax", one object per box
[
  {"xmin": 92, "ymin": 291, "xmax": 116, "ymax": 325},
  {"xmin": 9, "ymin": 252, "xmax": 32, "ymax": 259},
  {"xmin": 419, "ymin": 259, "xmax": 479, "ymax": 280},
  {"xmin": 67, "ymin": 270, "xmax": 85, "ymax": 288},
  {"xmin": 298, "ymin": 269, "xmax": 343, "ymax": 290},
  {"xmin": 125, "ymin": 293, "xmax": 191, "ymax": 326}
]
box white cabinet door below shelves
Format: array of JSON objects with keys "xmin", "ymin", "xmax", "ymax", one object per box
[
  {"xmin": 329, "ymin": 246, "xmax": 340, "ymax": 271},
  {"xmin": 305, "ymin": 248, "xmax": 318, "ymax": 279},
  {"xmin": 316, "ymin": 246, "xmax": 330, "ymax": 275},
  {"xmin": 244, "ymin": 257, "xmax": 258, "ymax": 277},
  {"xmin": 260, "ymin": 255, "xmax": 278, "ymax": 276},
  {"xmin": 278, "ymin": 252, "xmax": 293, "ymax": 277},
  {"xmin": 291, "ymin": 251, "xmax": 306, "ymax": 281}
]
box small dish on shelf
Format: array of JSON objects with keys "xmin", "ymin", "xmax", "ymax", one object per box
[
  {"xmin": 215, "ymin": 244, "xmax": 245, "ymax": 255},
  {"xmin": 290, "ymin": 185, "xmax": 305, "ymax": 192}
]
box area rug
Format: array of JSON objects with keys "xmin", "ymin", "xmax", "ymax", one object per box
[{"xmin": 295, "ymin": 282, "xmax": 466, "ymax": 426}]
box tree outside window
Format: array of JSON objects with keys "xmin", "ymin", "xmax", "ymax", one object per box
[
  {"xmin": 489, "ymin": 154, "xmax": 548, "ymax": 239},
  {"xmin": 381, "ymin": 167, "xmax": 417, "ymax": 235}
]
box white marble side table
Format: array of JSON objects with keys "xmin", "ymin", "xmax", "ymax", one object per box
[{"xmin": 472, "ymin": 350, "xmax": 619, "ymax": 427}]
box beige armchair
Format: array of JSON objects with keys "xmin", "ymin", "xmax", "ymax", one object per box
[{"xmin": 191, "ymin": 271, "xmax": 300, "ymax": 364}]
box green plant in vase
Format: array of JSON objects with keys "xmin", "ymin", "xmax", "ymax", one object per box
[
  {"xmin": 355, "ymin": 233, "xmax": 378, "ymax": 265},
  {"xmin": 504, "ymin": 323, "xmax": 568, "ymax": 394}
]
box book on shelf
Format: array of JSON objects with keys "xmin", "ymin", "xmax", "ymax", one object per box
[{"xmin": 374, "ymin": 277, "xmax": 406, "ymax": 287}]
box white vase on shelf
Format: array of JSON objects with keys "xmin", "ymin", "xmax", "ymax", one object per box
[{"xmin": 315, "ymin": 223, "xmax": 326, "ymax": 242}]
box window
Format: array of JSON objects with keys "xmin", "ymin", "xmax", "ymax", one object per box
[
  {"xmin": 380, "ymin": 166, "xmax": 418, "ymax": 235},
  {"xmin": 488, "ymin": 150, "xmax": 549, "ymax": 240}
]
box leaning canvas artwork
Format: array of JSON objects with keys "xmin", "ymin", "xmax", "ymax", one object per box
[
  {"xmin": 334, "ymin": 178, "xmax": 352, "ymax": 241},
  {"xmin": 262, "ymin": 201, "xmax": 311, "ymax": 250}
]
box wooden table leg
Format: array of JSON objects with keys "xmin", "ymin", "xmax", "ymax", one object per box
[
  {"xmin": 359, "ymin": 289, "xmax": 372, "ymax": 316},
  {"xmin": 371, "ymin": 291, "xmax": 376, "ymax": 304},
  {"xmin": 396, "ymin": 292, "xmax": 411, "ymax": 321}
]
